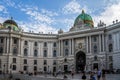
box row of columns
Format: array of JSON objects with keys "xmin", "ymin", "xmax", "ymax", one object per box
[{"xmin": 58, "ymin": 34, "xmax": 105, "ymax": 56}]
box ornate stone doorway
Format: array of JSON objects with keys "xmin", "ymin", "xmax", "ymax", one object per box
[{"xmin": 76, "ymin": 51, "xmax": 86, "ymax": 72}]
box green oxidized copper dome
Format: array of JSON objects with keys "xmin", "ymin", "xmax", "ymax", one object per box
[
  {"xmin": 74, "ymin": 10, "xmax": 94, "ymax": 27},
  {"xmin": 3, "ymin": 19, "xmax": 19, "ymax": 31}
]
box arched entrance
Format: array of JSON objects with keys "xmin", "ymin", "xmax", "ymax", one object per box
[{"xmin": 76, "ymin": 51, "xmax": 86, "ymax": 72}]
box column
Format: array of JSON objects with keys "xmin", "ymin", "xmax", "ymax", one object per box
[
  {"xmin": 20, "ymin": 39, "xmax": 23, "ymax": 56},
  {"xmin": 18, "ymin": 39, "xmax": 21, "ymax": 55},
  {"xmin": 86, "ymin": 36, "xmax": 89, "ymax": 53},
  {"xmin": 61, "ymin": 40, "xmax": 63, "ymax": 56},
  {"xmin": 4, "ymin": 37, "xmax": 6, "ymax": 53},
  {"xmin": 72, "ymin": 38, "xmax": 74, "ymax": 55},
  {"xmin": 99, "ymin": 34, "xmax": 101, "ymax": 52},
  {"xmin": 69, "ymin": 39, "xmax": 72, "ymax": 55},
  {"xmin": 9, "ymin": 37, "xmax": 12, "ymax": 54},
  {"xmin": 58, "ymin": 40, "xmax": 61, "ymax": 56},
  {"xmin": 89, "ymin": 36, "xmax": 92, "ymax": 54},
  {"xmin": 6, "ymin": 37, "xmax": 9, "ymax": 53},
  {"xmin": 102, "ymin": 34, "xmax": 105, "ymax": 52}
]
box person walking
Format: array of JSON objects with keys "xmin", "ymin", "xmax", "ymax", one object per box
[
  {"xmin": 90, "ymin": 72, "xmax": 96, "ymax": 80},
  {"xmin": 81, "ymin": 72, "xmax": 86, "ymax": 80},
  {"xmin": 102, "ymin": 69, "xmax": 106, "ymax": 80},
  {"xmin": 97, "ymin": 69, "xmax": 101, "ymax": 80},
  {"xmin": 71, "ymin": 69, "xmax": 74, "ymax": 78}
]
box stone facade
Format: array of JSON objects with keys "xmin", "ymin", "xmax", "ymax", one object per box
[{"xmin": 0, "ymin": 11, "xmax": 120, "ymax": 73}]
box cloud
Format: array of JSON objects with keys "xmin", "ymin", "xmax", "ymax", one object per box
[
  {"xmin": 0, "ymin": 5, "xmax": 8, "ymax": 13},
  {"xmin": 5, "ymin": 0, "xmax": 15, "ymax": 7},
  {"xmin": 93, "ymin": 2, "xmax": 120, "ymax": 26},
  {"xmin": 0, "ymin": 17, "xmax": 7, "ymax": 23},
  {"xmin": 17, "ymin": 5, "xmax": 59, "ymax": 33},
  {"xmin": 62, "ymin": 0, "xmax": 81, "ymax": 14},
  {"xmin": 41, "ymin": 9, "xmax": 58, "ymax": 17},
  {"xmin": 18, "ymin": 21, "xmax": 58, "ymax": 34}
]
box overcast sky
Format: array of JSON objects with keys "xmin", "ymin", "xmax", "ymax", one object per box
[{"xmin": 0, "ymin": 0, "xmax": 120, "ymax": 33}]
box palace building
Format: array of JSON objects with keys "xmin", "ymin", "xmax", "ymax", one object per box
[{"xmin": 0, "ymin": 10, "xmax": 120, "ymax": 73}]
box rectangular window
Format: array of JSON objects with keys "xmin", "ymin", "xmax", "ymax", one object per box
[
  {"xmin": 43, "ymin": 50, "xmax": 47, "ymax": 57},
  {"xmin": 53, "ymin": 60, "xmax": 56, "ymax": 65},
  {"xmin": 23, "ymin": 66, "xmax": 27, "ymax": 71},
  {"xmin": 14, "ymin": 39, "xmax": 17, "ymax": 44},
  {"xmin": 44, "ymin": 42, "xmax": 47, "ymax": 47},
  {"xmin": 44, "ymin": 66, "xmax": 47, "ymax": 71},
  {"xmin": 44, "ymin": 60, "xmax": 47, "ymax": 65},
  {"xmin": 13, "ymin": 58, "xmax": 16, "ymax": 63},
  {"xmin": 0, "ymin": 38, "xmax": 3, "ymax": 43},
  {"xmin": 24, "ymin": 59, "xmax": 27, "ymax": 64},
  {"xmin": 34, "ymin": 66, "xmax": 37, "ymax": 71},
  {"xmin": 34, "ymin": 60, "xmax": 37, "ymax": 65},
  {"xmin": 109, "ymin": 56, "xmax": 113, "ymax": 61},
  {"xmin": 12, "ymin": 65, "xmax": 16, "ymax": 70}
]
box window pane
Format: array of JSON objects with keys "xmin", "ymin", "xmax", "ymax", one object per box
[
  {"xmin": 44, "ymin": 50, "xmax": 47, "ymax": 57},
  {"xmin": 34, "ymin": 60, "xmax": 37, "ymax": 65},
  {"xmin": 24, "ymin": 59, "xmax": 27, "ymax": 64},
  {"xmin": 53, "ymin": 50, "xmax": 57, "ymax": 57},
  {"xmin": 13, "ymin": 58, "xmax": 16, "ymax": 63},
  {"xmin": 34, "ymin": 49, "xmax": 38, "ymax": 57},
  {"xmin": 12, "ymin": 65, "xmax": 16, "ymax": 70},
  {"xmin": 24, "ymin": 41, "xmax": 28, "ymax": 45},
  {"xmin": 24, "ymin": 48, "xmax": 28, "ymax": 56},
  {"xmin": 34, "ymin": 42, "xmax": 37, "ymax": 46}
]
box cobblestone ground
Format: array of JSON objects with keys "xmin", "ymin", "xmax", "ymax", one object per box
[
  {"xmin": 0, "ymin": 73, "xmax": 120, "ymax": 80},
  {"xmin": 33, "ymin": 74, "xmax": 120, "ymax": 80}
]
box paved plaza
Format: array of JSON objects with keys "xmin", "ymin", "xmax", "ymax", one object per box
[
  {"xmin": 0, "ymin": 73, "xmax": 120, "ymax": 80},
  {"xmin": 31, "ymin": 74, "xmax": 120, "ymax": 80}
]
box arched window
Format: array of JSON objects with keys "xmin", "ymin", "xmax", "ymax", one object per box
[
  {"xmin": 44, "ymin": 42, "xmax": 47, "ymax": 47},
  {"xmin": 44, "ymin": 50, "xmax": 47, "ymax": 57},
  {"xmin": 53, "ymin": 42, "xmax": 57, "ymax": 47},
  {"xmin": 65, "ymin": 49, "xmax": 69, "ymax": 56},
  {"xmin": 13, "ymin": 47, "xmax": 17, "ymax": 56},
  {"xmin": 94, "ymin": 45, "xmax": 97, "ymax": 53},
  {"xmin": 109, "ymin": 44, "xmax": 113, "ymax": 52},
  {"xmin": 0, "ymin": 47, "xmax": 3, "ymax": 54},
  {"xmin": 24, "ymin": 41, "xmax": 28, "ymax": 45},
  {"xmin": 53, "ymin": 50, "xmax": 57, "ymax": 57},
  {"xmin": 34, "ymin": 49, "xmax": 38, "ymax": 57},
  {"xmin": 34, "ymin": 42, "xmax": 37, "ymax": 46},
  {"xmin": 24, "ymin": 48, "xmax": 28, "ymax": 56}
]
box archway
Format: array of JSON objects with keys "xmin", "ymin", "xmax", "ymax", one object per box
[{"xmin": 76, "ymin": 51, "xmax": 86, "ymax": 72}]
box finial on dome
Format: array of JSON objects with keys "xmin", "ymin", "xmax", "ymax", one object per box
[
  {"xmin": 11, "ymin": 17, "xmax": 13, "ymax": 20},
  {"xmin": 82, "ymin": 10, "xmax": 85, "ymax": 13}
]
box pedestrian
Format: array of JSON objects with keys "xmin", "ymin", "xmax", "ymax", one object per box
[
  {"xmin": 97, "ymin": 69, "xmax": 101, "ymax": 80},
  {"xmin": 63, "ymin": 74, "xmax": 68, "ymax": 79},
  {"xmin": 90, "ymin": 72, "xmax": 96, "ymax": 80},
  {"xmin": 71, "ymin": 69, "xmax": 74, "ymax": 78},
  {"xmin": 102, "ymin": 69, "xmax": 106, "ymax": 80},
  {"xmin": 81, "ymin": 72, "xmax": 86, "ymax": 80}
]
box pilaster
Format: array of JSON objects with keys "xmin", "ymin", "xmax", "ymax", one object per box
[{"xmin": 99, "ymin": 34, "xmax": 101, "ymax": 52}]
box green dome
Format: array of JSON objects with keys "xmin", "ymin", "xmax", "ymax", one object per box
[
  {"xmin": 74, "ymin": 10, "xmax": 94, "ymax": 27},
  {"xmin": 3, "ymin": 19, "xmax": 19, "ymax": 31}
]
